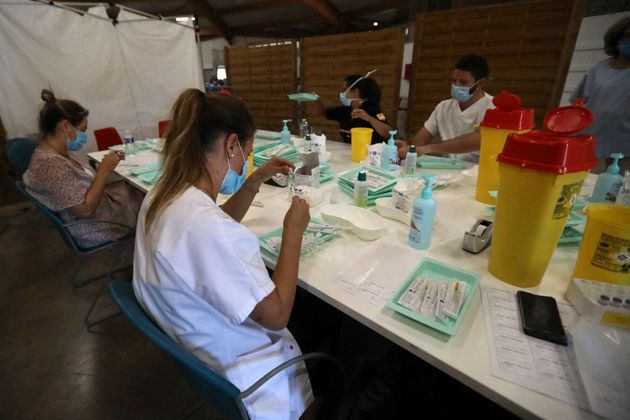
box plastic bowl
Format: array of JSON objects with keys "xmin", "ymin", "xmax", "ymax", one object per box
[
  {"xmin": 375, "ymin": 198, "xmax": 410, "ymax": 225},
  {"xmin": 319, "ymin": 204, "xmax": 384, "ymax": 241},
  {"xmin": 461, "ymin": 165, "xmax": 478, "ymax": 186}
]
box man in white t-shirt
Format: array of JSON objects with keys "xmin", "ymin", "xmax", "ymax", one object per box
[{"xmin": 399, "ymin": 54, "xmax": 494, "ymax": 163}]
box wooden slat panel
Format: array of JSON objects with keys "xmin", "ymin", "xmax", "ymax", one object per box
[
  {"xmin": 407, "ymin": 0, "xmax": 584, "ymax": 135},
  {"xmin": 226, "ymin": 42, "xmax": 298, "ymax": 131},
  {"xmin": 301, "ymin": 27, "xmax": 405, "ymax": 141}
]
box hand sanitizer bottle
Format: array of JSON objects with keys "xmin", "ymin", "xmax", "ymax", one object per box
[
  {"xmin": 409, "ymin": 175, "xmax": 436, "ymax": 249},
  {"xmin": 387, "ymin": 130, "xmax": 398, "ymax": 169},
  {"xmin": 281, "ymin": 119, "xmax": 292, "ymax": 144},
  {"xmin": 591, "ymin": 153, "xmax": 624, "ymax": 203}
]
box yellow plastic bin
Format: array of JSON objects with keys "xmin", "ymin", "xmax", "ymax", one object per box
[
  {"xmin": 246, "ymin": 152, "xmax": 254, "ymax": 178},
  {"xmin": 488, "ymin": 100, "xmax": 597, "ymax": 287},
  {"xmin": 477, "ymin": 91, "xmax": 534, "ymax": 204},
  {"xmin": 573, "ymin": 204, "xmax": 630, "ymax": 285},
  {"xmin": 351, "ymin": 127, "xmax": 373, "ymax": 162}
]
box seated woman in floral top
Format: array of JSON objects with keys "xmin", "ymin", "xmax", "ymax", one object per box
[{"xmin": 23, "ymin": 89, "xmax": 143, "ymax": 249}]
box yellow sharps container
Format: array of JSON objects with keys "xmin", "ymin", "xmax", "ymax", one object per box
[
  {"xmin": 477, "ymin": 91, "xmax": 534, "ymax": 204},
  {"xmin": 573, "ymin": 204, "xmax": 630, "ymax": 285},
  {"xmin": 488, "ymin": 100, "xmax": 597, "ymax": 287}
]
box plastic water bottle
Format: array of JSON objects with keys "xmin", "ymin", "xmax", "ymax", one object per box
[
  {"xmin": 300, "ymin": 119, "xmax": 309, "ymax": 139},
  {"xmin": 123, "ymin": 130, "xmax": 135, "ymax": 155}
]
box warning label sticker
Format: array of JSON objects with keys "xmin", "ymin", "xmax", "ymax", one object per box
[
  {"xmin": 591, "ymin": 233, "xmax": 630, "ymax": 273},
  {"xmin": 552, "ymin": 182, "xmax": 582, "ymax": 220}
]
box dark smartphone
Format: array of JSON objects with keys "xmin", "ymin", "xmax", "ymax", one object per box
[{"xmin": 516, "ymin": 291, "xmax": 568, "ymax": 346}]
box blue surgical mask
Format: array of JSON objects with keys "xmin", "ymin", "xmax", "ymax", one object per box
[
  {"xmin": 67, "ymin": 130, "xmax": 88, "ymax": 151},
  {"xmin": 451, "ymin": 81, "xmax": 479, "ymax": 103},
  {"xmin": 339, "ymin": 91, "xmax": 353, "ymax": 106},
  {"xmin": 219, "ymin": 142, "xmax": 248, "ymax": 195},
  {"xmin": 619, "ymin": 41, "xmax": 630, "ymax": 58}
]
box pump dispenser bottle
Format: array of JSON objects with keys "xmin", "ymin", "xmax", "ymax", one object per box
[
  {"xmin": 409, "ymin": 175, "xmax": 436, "ymax": 249},
  {"xmin": 591, "ymin": 153, "xmax": 624, "ymax": 203},
  {"xmin": 281, "ymin": 119, "xmax": 292, "ymax": 144}
]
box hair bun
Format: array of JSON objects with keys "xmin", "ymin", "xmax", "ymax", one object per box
[{"xmin": 41, "ymin": 89, "xmax": 56, "ymax": 103}]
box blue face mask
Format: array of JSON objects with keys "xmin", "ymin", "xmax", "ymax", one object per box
[
  {"xmin": 619, "ymin": 41, "xmax": 630, "ymax": 58},
  {"xmin": 339, "ymin": 91, "xmax": 353, "ymax": 107},
  {"xmin": 67, "ymin": 130, "xmax": 88, "ymax": 151},
  {"xmin": 451, "ymin": 81, "xmax": 480, "ymax": 103},
  {"xmin": 219, "ymin": 142, "xmax": 248, "ymax": 195}
]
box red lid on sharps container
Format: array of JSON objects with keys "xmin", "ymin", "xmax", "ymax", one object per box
[
  {"xmin": 480, "ymin": 90, "xmax": 535, "ymax": 130},
  {"xmin": 497, "ymin": 99, "xmax": 598, "ymax": 174}
]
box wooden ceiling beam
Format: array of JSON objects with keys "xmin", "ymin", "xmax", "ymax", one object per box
[
  {"xmin": 345, "ymin": 0, "xmax": 409, "ymax": 19},
  {"xmin": 218, "ymin": 0, "xmax": 300, "ymax": 16},
  {"xmin": 298, "ymin": 0, "xmax": 343, "ymax": 28},
  {"xmin": 189, "ymin": 0, "xmax": 234, "ymax": 44},
  {"xmin": 231, "ymin": 16, "xmax": 324, "ymax": 32}
]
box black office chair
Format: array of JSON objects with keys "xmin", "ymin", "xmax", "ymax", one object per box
[
  {"xmin": 15, "ymin": 180, "xmax": 134, "ymax": 329},
  {"xmin": 109, "ymin": 280, "xmax": 346, "ymax": 419}
]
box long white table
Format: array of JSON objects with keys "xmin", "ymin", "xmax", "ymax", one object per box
[{"xmin": 88, "ymin": 141, "xmax": 594, "ymax": 420}]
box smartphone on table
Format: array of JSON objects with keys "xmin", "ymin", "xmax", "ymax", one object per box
[{"xmin": 516, "ymin": 291, "xmax": 568, "ymax": 346}]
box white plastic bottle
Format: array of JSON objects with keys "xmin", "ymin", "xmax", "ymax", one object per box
[
  {"xmin": 353, "ymin": 170, "xmax": 369, "ymax": 208},
  {"xmin": 405, "ymin": 145, "xmax": 417, "ymax": 176},
  {"xmin": 616, "ymin": 171, "xmax": 630, "ymax": 207},
  {"xmin": 409, "ymin": 175, "xmax": 436, "ymax": 249}
]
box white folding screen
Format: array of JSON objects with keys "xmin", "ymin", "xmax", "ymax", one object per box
[{"xmin": 0, "ymin": 1, "xmax": 203, "ymax": 156}]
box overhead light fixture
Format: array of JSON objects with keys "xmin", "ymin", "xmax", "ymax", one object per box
[
  {"xmin": 176, "ymin": 17, "xmax": 190, "ymax": 22},
  {"xmin": 373, "ymin": 21, "xmax": 379, "ymax": 27}
]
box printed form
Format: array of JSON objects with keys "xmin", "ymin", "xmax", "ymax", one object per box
[{"xmin": 481, "ymin": 286, "xmax": 590, "ymax": 409}]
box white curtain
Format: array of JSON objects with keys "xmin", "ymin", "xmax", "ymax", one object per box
[{"xmin": 0, "ymin": 1, "xmax": 203, "ymax": 156}]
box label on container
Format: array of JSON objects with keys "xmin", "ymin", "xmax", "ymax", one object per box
[
  {"xmin": 591, "ymin": 233, "xmax": 630, "ymax": 273},
  {"xmin": 552, "ymin": 182, "xmax": 582, "ymax": 219},
  {"xmin": 409, "ymin": 208, "xmax": 423, "ymax": 243}
]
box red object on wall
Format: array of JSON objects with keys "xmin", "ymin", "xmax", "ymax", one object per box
[{"xmin": 404, "ymin": 64, "xmax": 412, "ymax": 80}]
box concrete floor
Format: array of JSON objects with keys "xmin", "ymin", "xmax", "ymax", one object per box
[
  {"xmin": 1, "ymin": 207, "xmax": 516, "ymax": 420},
  {"xmin": 0, "ymin": 209, "xmax": 225, "ymax": 420}
]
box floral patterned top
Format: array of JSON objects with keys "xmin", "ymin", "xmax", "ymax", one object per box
[{"xmin": 23, "ymin": 146, "xmax": 143, "ymax": 249}]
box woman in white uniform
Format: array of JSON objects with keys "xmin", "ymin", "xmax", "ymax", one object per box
[{"xmin": 133, "ymin": 89, "xmax": 314, "ymax": 419}]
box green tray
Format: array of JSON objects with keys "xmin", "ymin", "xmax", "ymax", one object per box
[
  {"xmin": 255, "ymin": 130, "xmax": 282, "ymax": 141},
  {"xmin": 287, "ymin": 93, "xmax": 319, "ymax": 102},
  {"xmin": 567, "ymin": 211, "xmax": 586, "ymax": 226},
  {"xmin": 258, "ymin": 218, "xmax": 338, "ymax": 257},
  {"xmin": 572, "ymin": 198, "xmax": 590, "ymax": 212},
  {"xmin": 138, "ymin": 169, "xmax": 161, "ymax": 185},
  {"xmin": 338, "ymin": 166, "xmax": 397, "ymax": 194},
  {"xmin": 417, "ymin": 155, "xmax": 464, "ymax": 169},
  {"xmin": 129, "ymin": 162, "xmax": 160, "ymax": 175},
  {"xmin": 558, "ymin": 225, "xmax": 583, "ymax": 247},
  {"xmin": 387, "ymin": 257, "xmax": 480, "ymax": 336}
]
